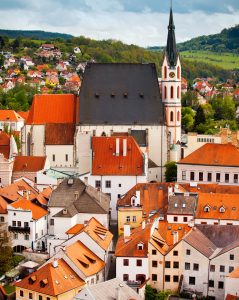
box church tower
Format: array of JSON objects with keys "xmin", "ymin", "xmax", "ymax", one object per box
[{"xmin": 162, "ymin": 5, "xmax": 181, "ymax": 149}]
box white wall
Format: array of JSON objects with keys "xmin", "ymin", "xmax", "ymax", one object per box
[
  {"xmin": 45, "ymin": 145, "xmax": 74, "ymax": 168},
  {"xmin": 195, "ymin": 218, "xmax": 239, "ymax": 226},
  {"xmin": 225, "ymin": 277, "xmax": 239, "ymax": 298},
  {"xmin": 167, "ymin": 214, "xmax": 194, "ymax": 224}
]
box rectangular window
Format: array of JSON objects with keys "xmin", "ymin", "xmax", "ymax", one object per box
[
  {"xmin": 12, "ymin": 221, "xmax": 16, "ymax": 227},
  {"xmin": 183, "ymin": 217, "xmax": 188, "ymax": 222},
  {"xmin": 65, "ymin": 154, "xmax": 68, "ymax": 162},
  {"xmin": 173, "ymin": 216, "xmax": 178, "ymax": 222},
  {"xmin": 182, "ymin": 171, "xmax": 186, "ymax": 180},
  {"xmin": 14, "ymin": 233, "xmax": 18, "ymax": 240},
  {"xmin": 95, "ymin": 180, "xmax": 101, "ymax": 188},
  {"xmin": 220, "ymin": 265, "xmax": 225, "ymax": 272},
  {"xmin": 105, "ymin": 180, "xmax": 111, "ymax": 188},
  {"xmin": 52, "ymin": 154, "xmax": 55, "ymax": 162},
  {"xmin": 225, "ymin": 173, "xmax": 229, "ymax": 183},
  {"xmin": 126, "ymin": 216, "xmax": 130, "ymax": 222},
  {"xmin": 216, "ymin": 173, "xmax": 220, "ymax": 182},
  {"xmin": 136, "ymin": 259, "xmax": 142, "ymax": 267},
  {"xmin": 165, "ymin": 275, "xmax": 170, "ymax": 282},
  {"xmin": 118, "ymin": 194, "xmax": 121, "ymax": 199},
  {"xmin": 0, "ymin": 216, "xmax": 4, "ymax": 222},
  {"xmin": 25, "ymin": 234, "xmax": 29, "ymax": 240},
  {"xmin": 189, "ymin": 277, "xmax": 195, "ymax": 285},
  {"xmin": 208, "ymin": 172, "xmax": 212, "ymax": 182},
  {"xmin": 123, "ymin": 274, "xmax": 129, "ymax": 281},
  {"xmin": 173, "ymin": 251, "xmax": 178, "ymax": 256},
  {"xmin": 152, "ymin": 249, "xmax": 157, "ymax": 255},
  {"xmin": 199, "ymin": 172, "xmax": 203, "ymax": 181},
  {"xmin": 230, "ymin": 254, "xmax": 234, "ymax": 260},
  {"xmin": 29, "ymin": 293, "xmax": 33, "ymax": 299},
  {"xmin": 209, "ymin": 280, "xmax": 214, "ymax": 288},
  {"xmin": 152, "ymin": 274, "xmax": 157, "ymax": 281},
  {"xmin": 185, "ymin": 262, "xmax": 190, "ymax": 270},
  {"xmin": 46, "ymin": 298, "xmax": 50, "ymax": 300},
  {"xmin": 229, "ymin": 266, "xmax": 234, "ymax": 273},
  {"xmin": 210, "ymin": 265, "xmax": 215, "ymax": 272},
  {"xmin": 165, "ymin": 261, "xmax": 170, "ymax": 268},
  {"xmin": 186, "ymin": 249, "xmax": 191, "ymax": 255},
  {"xmin": 118, "ymin": 183, "xmax": 122, "ymax": 187},
  {"xmin": 17, "ymin": 221, "xmax": 21, "ymax": 227},
  {"xmin": 173, "ymin": 261, "xmax": 179, "ymax": 269},
  {"xmin": 173, "ymin": 275, "xmax": 179, "ymax": 282},
  {"xmin": 39, "ymin": 296, "xmax": 43, "ymax": 300},
  {"xmin": 24, "ymin": 222, "xmax": 29, "ymax": 228},
  {"xmin": 35, "ymin": 233, "xmax": 38, "ymax": 239},
  {"xmin": 218, "ymin": 281, "xmax": 224, "ymax": 289},
  {"xmin": 193, "ymin": 263, "xmax": 199, "ymax": 271},
  {"xmin": 123, "ymin": 259, "xmax": 129, "ymax": 266},
  {"xmin": 190, "ymin": 172, "xmax": 195, "ymax": 181},
  {"xmin": 20, "ymin": 290, "xmax": 24, "ymax": 297},
  {"xmin": 152, "ymin": 261, "xmax": 157, "ymax": 268},
  {"xmin": 234, "ymin": 174, "xmax": 238, "ymax": 183},
  {"xmin": 50, "ymin": 219, "xmax": 54, "ymax": 226},
  {"xmin": 132, "ymin": 216, "xmax": 136, "ymax": 222}
]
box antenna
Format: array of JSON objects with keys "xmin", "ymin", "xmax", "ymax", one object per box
[{"xmin": 170, "ymin": 0, "xmax": 173, "ymax": 10}]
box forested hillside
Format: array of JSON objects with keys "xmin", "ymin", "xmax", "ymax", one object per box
[{"xmin": 0, "ymin": 29, "xmax": 73, "ymax": 40}]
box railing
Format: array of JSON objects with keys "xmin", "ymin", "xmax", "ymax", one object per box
[{"xmin": 8, "ymin": 226, "xmax": 30, "ymax": 233}]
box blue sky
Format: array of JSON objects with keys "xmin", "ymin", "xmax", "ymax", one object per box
[{"xmin": 0, "ymin": 0, "xmax": 238, "ymax": 46}]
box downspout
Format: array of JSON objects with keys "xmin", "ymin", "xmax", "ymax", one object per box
[
  {"xmin": 207, "ymin": 258, "xmax": 211, "ymax": 297},
  {"xmin": 162, "ymin": 254, "xmax": 165, "ymax": 291}
]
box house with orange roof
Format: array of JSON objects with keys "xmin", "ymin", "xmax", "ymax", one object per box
[
  {"xmin": 177, "ymin": 143, "xmax": 239, "ymax": 185},
  {"xmin": 7, "ymin": 193, "xmax": 48, "ymax": 252},
  {"xmin": 225, "ymin": 267, "xmax": 239, "ymax": 299},
  {"xmin": 81, "ymin": 136, "xmax": 148, "ymax": 220},
  {"xmin": 15, "ymin": 258, "xmax": 85, "ymax": 300},
  {"xmin": 21, "ymin": 94, "xmax": 78, "ymax": 169},
  {"xmin": 0, "ymin": 109, "xmax": 25, "ymax": 132}
]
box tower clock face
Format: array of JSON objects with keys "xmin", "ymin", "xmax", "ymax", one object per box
[{"xmin": 169, "ymin": 72, "xmax": 175, "ymax": 78}]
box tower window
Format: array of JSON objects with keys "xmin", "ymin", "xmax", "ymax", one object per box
[
  {"xmin": 164, "ymin": 86, "xmax": 167, "ymax": 100},
  {"xmin": 170, "ymin": 111, "xmax": 174, "ymax": 122},
  {"xmin": 170, "ymin": 86, "xmax": 174, "ymax": 99},
  {"xmin": 177, "ymin": 66, "xmax": 180, "ymax": 79},
  {"xmin": 177, "ymin": 86, "xmax": 180, "ymax": 99},
  {"xmin": 177, "ymin": 111, "xmax": 180, "ymax": 122},
  {"xmin": 164, "ymin": 66, "xmax": 167, "ymax": 79}
]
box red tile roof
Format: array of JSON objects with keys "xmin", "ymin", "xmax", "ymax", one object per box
[
  {"xmin": 92, "ymin": 136, "xmax": 144, "ymax": 176},
  {"xmin": 10, "ymin": 198, "xmax": 48, "ymax": 220},
  {"xmin": 26, "ymin": 94, "xmax": 78, "ymax": 125},
  {"xmin": 0, "ymin": 132, "xmax": 10, "ymax": 159},
  {"xmin": 13, "ymin": 156, "xmax": 47, "ymax": 172},
  {"xmin": 66, "ymin": 224, "xmax": 84, "ymax": 235},
  {"xmin": 178, "ymin": 143, "xmax": 239, "ymax": 167},
  {"xmin": 45, "ymin": 123, "xmax": 75, "ymax": 145},
  {"xmin": 15, "ymin": 259, "xmax": 84, "ymax": 296},
  {"xmin": 17, "ymin": 111, "xmax": 29, "ymax": 121},
  {"xmin": 0, "ymin": 110, "xmax": 24, "ymax": 122}
]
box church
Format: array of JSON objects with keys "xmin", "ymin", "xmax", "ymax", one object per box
[{"xmin": 21, "ymin": 7, "xmax": 182, "ymax": 182}]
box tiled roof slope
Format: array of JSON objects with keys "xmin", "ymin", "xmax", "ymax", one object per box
[
  {"xmin": 0, "ymin": 132, "xmax": 10, "ymax": 159},
  {"xmin": 167, "ymin": 194, "xmax": 197, "ymax": 215},
  {"xmin": 15, "ymin": 259, "xmax": 84, "ymax": 296},
  {"xmin": 178, "ymin": 143, "xmax": 239, "ymax": 167},
  {"xmin": 92, "ymin": 136, "xmax": 144, "ymax": 176},
  {"xmin": 45, "ymin": 123, "xmax": 75, "ymax": 145},
  {"xmin": 10, "ymin": 198, "xmax": 48, "ymax": 220},
  {"xmin": 49, "ymin": 178, "xmax": 110, "ymax": 215},
  {"xmin": 79, "ymin": 63, "xmax": 164, "ymax": 125},
  {"xmin": 196, "ymin": 193, "xmax": 239, "ymax": 220},
  {"xmin": 13, "ymin": 156, "xmax": 46, "ymax": 172},
  {"xmin": 0, "ymin": 110, "xmax": 24, "ymax": 122},
  {"xmin": 27, "ymin": 94, "xmax": 77, "ymax": 125},
  {"xmin": 17, "ymin": 111, "xmax": 29, "ymax": 121},
  {"xmin": 228, "ymin": 267, "xmax": 239, "ymax": 278}
]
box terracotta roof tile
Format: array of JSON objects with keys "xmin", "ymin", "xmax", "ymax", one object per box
[
  {"xmin": 0, "ymin": 196, "xmax": 8, "ymax": 214},
  {"xmin": 225, "ymin": 295, "xmax": 239, "ymax": 300},
  {"xmin": 92, "ymin": 136, "xmax": 144, "ymax": 176},
  {"xmin": 45, "ymin": 123, "xmax": 75, "ymax": 145},
  {"xmin": 10, "ymin": 198, "xmax": 48, "ymax": 220},
  {"xmin": 17, "ymin": 111, "xmax": 29, "ymax": 121},
  {"xmin": 178, "ymin": 143, "xmax": 239, "ymax": 167},
  {"xmin": 0, "ymin": 132, "xmax": 10, "ymax": 159},
  {"xmin": 26, "ymin": 94, "xmax": 78, "ymax": 125},
  {"xmin": 0, "ymin": 110, "xmax": 24, "ymax": 122},
  {"xmin": 15, "ymin": 259, "xmax": 84, "ymax": 296},
  {"xmin": 228, "ymin": 267, "xmax": 239, "ymax": 278},
  {"xmin": 66, "ymin": 224, "xmax": 84, "ymax": 235},
  {"xmin": 65, "ymin": 241, "xmax": 105, "ymax": 276},
  {"xmin": 13, "ymin": 156, "xmax": 47, "ymax": 172}
]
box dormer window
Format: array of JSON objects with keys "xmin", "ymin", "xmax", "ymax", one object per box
[
  {"xmin": 219, "ymin": 206, "xmax": 225, "ymax": 213},
  {"xmin": 174, "ymin": 203, "xmax": 178, "ymax": 208},
  {"xmin": 204, "ymin": 206, "xmax": 210, "ymax": 212},
  {"xmin": 182, "ymin": 203, "xmax": 186, "ymax": 208},
  {"xmin": 137, "ymin": 242, "xmax": 144, "ymax": 250}
]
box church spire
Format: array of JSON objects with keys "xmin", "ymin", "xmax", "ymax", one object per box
[{"xmin": 166, "ymin": 2, "xmax": 178, "ymax": 67}]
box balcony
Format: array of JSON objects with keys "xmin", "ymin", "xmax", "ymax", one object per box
[{"xmin": 8, "ymin": 226, "xmax": 30, "ymax": 233}]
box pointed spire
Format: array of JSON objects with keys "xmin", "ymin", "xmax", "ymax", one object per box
[{"xmin": 166, "ymin": 2, "xmax": 178, "ymax": 67}]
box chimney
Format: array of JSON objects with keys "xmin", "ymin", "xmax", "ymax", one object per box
[
  {"xmin": 173, "ymin": 231, "xmax": 179, "ymax": 244},
  {"xmin": 123, "ymin": 139, "xmax": 127, "ymax": 156},
  {"xmin": 124, "ymin": 224, "xmax": 131, "ymax": 240},
  {"xmin": 52, "ymin": 259, "xmax": 58, "ymax": 268},
  {"xmin": 116, "ymin": 138, "xmax": 120, "ymax": 156},
  {"xmin": 135, "ymin": 190, "xmax": 140, "ymax": 206},
  {"xmin": 142, "ymin": 220, "xmax": 146, "ymax": 230}
]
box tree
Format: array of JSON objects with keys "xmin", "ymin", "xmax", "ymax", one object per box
[
  {"xmin": 164, "ymin": 161, "xmax": 177, "ymax": 182},
  {"xmin": 211, "ymin": 95, "xmax": 236, "ymax": 121},
  {"xmin": 182, "ymin": 107, "xmax": 195, "ymax": 132},
  {"xmin": 145, "ymin": 285, "xmax": 157, "ymax": 300},
  {"xmin": 0, "ymin": 224, "xmax": 13, "ymax": 276},
  {"xmin": 194, "ymin": 105, "xmax": 206, "ymax": 128}
]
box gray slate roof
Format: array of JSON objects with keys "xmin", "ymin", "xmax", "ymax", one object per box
[
  {"xmin": 48, "ymin": 178, "xmax": 110, "ymax": 216},
  {"xmin": 167, "ymin": 195, "xmax": 197, "ymax": 215},
  {"xmin": 79, "ymin": 63, "xmax": 164, "ymax": 125},
  {"xmin": 75, "ymin": 278, "xmax": 143, "ymax": 300}
]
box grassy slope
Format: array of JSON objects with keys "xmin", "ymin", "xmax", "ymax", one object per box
[{"xmin": 181, "ymin": 50, "xmax": 239, "ymax": 70}]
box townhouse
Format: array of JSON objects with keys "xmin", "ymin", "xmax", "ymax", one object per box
[{"xmin": 0, "ymin": 110, "xmax": 25, "ymax": 132}]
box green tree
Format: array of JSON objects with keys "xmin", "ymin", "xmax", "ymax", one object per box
[
  {"xmin": 0, "ymin": 224, "xmax": 13, "ymax": 276},
  {"xmin": 182, "ymin": 107, "xmax": 195, "ymax": 132},
  {"xmin": 164, "ymin": 161, "xmax": 177, "ymax": 182},
  {"xmin": 145, "ymin": 285, "xmax": 157, "ymax": 300},
  {"xmin": 194, "ymin": 105, "xmax": 206, "ymax": 128},
  {"xmin": 211, "ymin": 96, "xmax": 236, "ymax": 121}
]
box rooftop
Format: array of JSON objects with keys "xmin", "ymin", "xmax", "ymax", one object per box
[
  {"xmin": 0, "ymin": 110, "xmax": 24, "ymax": 122},
  {"xmin": 13, "ymin": 156, "xmax": 47, "ymax": 172}
]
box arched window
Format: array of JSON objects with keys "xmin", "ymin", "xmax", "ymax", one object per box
[
  {"xmin": 177, "ymin": 66, "xmax": 180, "ymax": 79},
  {"xmin": 164, "ymin": 86, "xmax": 167, "ymax": 100},
  {"xmin": 27, "ymin": 133, "xmax": 31, "ymax": 156},
  {"xmin": 170, "ymin": 86, "xmax": 174, "ymax": 99},
  {"xmin": 170, "ymin": 111, "xmax": 174, "ymax": 122},
  {"xmin": 177, "ymin": 111, "xmax": 180, "ymax": 122},
  {"xmin": 164, "ymin": 66, "xmax": 167, "ymax": 79},
  {"xmin": 177, "ymin": 86, "xmax": 180, "ymax": 99}
]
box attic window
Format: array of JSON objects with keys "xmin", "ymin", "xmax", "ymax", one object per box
[
  {"xmin": 84, "ymin": 255, "xmax": 96, "ymax": 264},
  {"xmin": 182, "ymin": 203, "xmax": 186, "ymax": 208},
  {"xmin": 40, "ymin": 279, "xmax": 48, "ymax": 287},
  {"xmin": 28, "ymin": 276, "xmax": 36, "ymax": 284},
  {"xmin": 232, "ymin": 207, "xmax": 236, "ymax": 211},
  {"xmin": 137, "ymin": 243, "xmax": 144, "ymax": 250},
  {"xmin": 77, "ymin": 259, "xmax": 89, "ymax": 268},
  {"xmin": 139, "ymin": 92, "xmax": 144, "ymax": 98},
  {"xmin": 174, "ymin": 203, "xmax": 178, "ymax": 208},
  {"xmin": 219, "ymin": 206, "xmax": 225, "ymax": 213},
  {"xmin": 111, "ymin": 92, "xmax": 115, "ymax": 98},
  {"xmin": 95, "ymin": 93, "xmax": 100, "ymax": 98},
  {"xmin": 123, "ymin": 93, "xmax": 128, "ymax": 98},
  {"xmin": 204, "ymin": 206, "xmax": 210, "ymax": 212}
]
